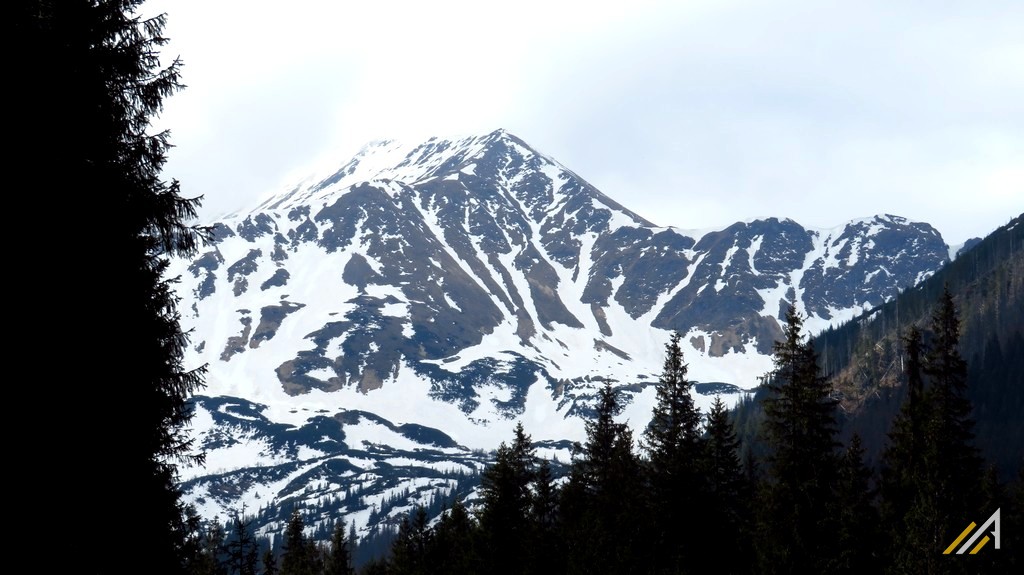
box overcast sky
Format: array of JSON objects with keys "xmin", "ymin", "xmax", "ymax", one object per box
[{"xmin": 146, "ymin": 0, "xmax": 1022, "ymax": 247}]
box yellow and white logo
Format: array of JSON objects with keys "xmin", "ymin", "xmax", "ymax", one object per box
[{"xmin": 943, "ymin": 508, "xmax": 1001, "ymax": 555}]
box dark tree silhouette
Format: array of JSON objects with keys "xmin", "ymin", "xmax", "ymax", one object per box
[
  {"xmin": 21, "ymin": 1, "xmax": 208, "ymax": 573},
  {"xmin": 759, "ymin": 305, "xmax": 841, "ymax": 573},
  {"xmin": 562, "ymin": 381, "xmax": 641, "ymax": 575},
  {"xmin": 390, "ymin": 506, "xmax": 432, "ymax": 575},
  {"xmin": 703, "ymin": 395, "xmax": 751, "ymax": 574},
  {"xmin": 899, "ymin": 286, "xmax": 983, "ymax": 574},
  {"xmin": 881, "ymin": 325, "xmax": 931, "ymax": 572},
  {"xmin": 833, "ymin": 434, "xmax": 881, "ymax": 574},
  {"xmin": 281, "ymin": 510, "xmax": 316, "ymax": 575},
  {"xmin": 921, "ymin": 286, "xmax": 982, "ymax": 519},
  {"xmin": 641, "ymin": 331, "xmax": 704, "ymax": 573},
  {"xmin": 477, "ymin": 422, "xmax": 535, "ymax": 575},
  {"xmin": 325, "ymin": 520, "xmax": 355, "ymax": 575},
  {"xmin": 193, "ymin": 522, "xmax": 229, "ymax": 575},
  {"xmin": 226, "ymin": 516, "xmax": 260, "ymax": 575},
  {"xmin": 529, "ymin": 458, "xmax": 562, "ymax": 574},
  {"xmin": 262, "ymin": 549, "xmax": 279, "ymax": 575},
  {"xmin": 431, "ymin": 499, "xmax": 479, "ymax": 575}
]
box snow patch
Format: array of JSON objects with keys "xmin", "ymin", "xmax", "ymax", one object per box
[
  {"xmin": 747, "ymin": 235, "xmax": 763, "ymax": 275},
  {"xmin": 306, "ymin": 367, "xmax": 337, "ymax": 381}
]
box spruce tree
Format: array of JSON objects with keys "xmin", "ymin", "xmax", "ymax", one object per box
[
  {"xmin": 348, "ymin": 521, "xmax": 358, "ymax": 559},
  {"xmin": 833, "ymin": 434, "xmax": 880, "ymax": 574},
  {"xmin": 431, "ymin": 499, "xmax": 478, "ymax": 575},
  {"xmin": 880, "ymin": 288, "xmax": 985, "ymax": 574},
  {"xmin": 703, "ymin": 395, "xmax": 750, "ymax": 574},
  {"xmin": 759, "ymin": 305, "xmax": 841, "ymax": 574},
  {"xmin": 281, "ymin": 510, "xmax": 315, "ymax": 575},
  {"xmin": 390, "ymin": 506, "xmax": 432, "ymax": 575},
  {"xmin": 529, "ymin": 458, "xmax": 563, "ymax": 575},
  {"xmin": 900, "ymin": 286, "xmax": 982, "ymax": 574},
  {"xmin": 562, "ymin": 381, "xmax": 641, "ymax": 575},
  {"xmin": 262, "ymin": 549, "xmax": 279, "ymax": 575},
  {"xmin": 22, "ymin": 2, "xmax": 207, "ymax": 571},
  {"xmin": 641, "ymin": 331, "xmax": 705, "ymax": 573},
  {"xmin": 325, "ymin": 521, "xmax": 354, "ymax": 575},
  {"xmin": 880, "ymin": 325, "xmax": 930, "ymax": 572},
  {"xmin": 921, "ymin": 285, "xmax": 982, "ymax": 529},
  {"xmin": 531, "ymin": 458, "xmax": 559, "ymax": 533},
  {"xmin": 226, "ymin": 516, "xmax": 261, "ymax": 575},
  {"xmin": 193, "ymin": 522, "xmax": 229, "ymax": 575},
  {"xmin": 478, "ymin": 422, "xmax": 535, "ymax": 574}
]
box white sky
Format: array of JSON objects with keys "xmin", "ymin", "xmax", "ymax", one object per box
[{"xmin": 146, "ymin": 0, "xmax": 1022, "ymax": 246}]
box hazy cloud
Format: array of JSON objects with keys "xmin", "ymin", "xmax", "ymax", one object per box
[{"xmin": 148, "ymin": 0, "xmax": 1023, "ymax": 246}]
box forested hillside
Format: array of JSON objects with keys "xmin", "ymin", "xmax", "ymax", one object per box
[{"xmin": 817, "ymin": 214, "xmax": 1023, "ymax": 477}]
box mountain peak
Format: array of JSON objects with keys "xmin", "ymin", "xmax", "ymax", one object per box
[
  {"xmin": 248, "ymin": 129, "xmax": 524, "ymax": 213},
  {"xmin": 243, "ymin": 130, "xmax": 653, "ymax": 232}
]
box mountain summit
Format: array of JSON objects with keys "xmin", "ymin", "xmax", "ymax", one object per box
[{"xmin": 254, "ymin": 129, "xmax": 645, "ymax": 224}]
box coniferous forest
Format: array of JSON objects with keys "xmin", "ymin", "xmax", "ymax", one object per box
[
  {"xmin": 189, "ymin": 294, "xmax": 1021, "ymax": 574},
  {"xmin": 21, "ymin": 1, "xmax": 1020, "ymax": 574}
]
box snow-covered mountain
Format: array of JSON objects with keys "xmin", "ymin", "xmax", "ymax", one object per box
[{"xmin": 168, "ymin": 129, "xmax": 950, "ymax": 540}]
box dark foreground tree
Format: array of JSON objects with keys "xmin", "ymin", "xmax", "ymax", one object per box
[
  {"xmin": 325, "ymin": 520, "xmax": 355, "ymax": 575},
  {"xmin": 477, "ymin": 422, "xmax": 535, "ymax": 575},
  {"xmin": 529, "ymin": 458, "xmax": 562, "ymax": 574},
  {"xmin": 192, "ymin": 522, "xmax": 229, "ymax": 575},
  {"xmin": 390, "ymin": 506, "xmax": 432, "ymax": 575},
  {"xmin": 703, "ymin": 395, "xmax": 751, "ymax": 574},
  {"xmin": 281, "ymin": 510, "xmax": 316, "ymax": 575},
  {"xmin": 886, "ymin": 286, "xmax": 984, "ymax": 574},
  {"xmin": 919, "ymin": 286, "xmax": 983, "ymax": 543},
  {"xmin": 562, "ymin": 381, "xmax": 641, "ymax": 575},
  {"xmin": 758, "ymin": 305, "xmax": 841, "ymax": 574},
  {"xmin": 881, "ymin": 325, "xmax": 932, "ymax": 573},
  {"xmin": 226, "ymin": 516, "xmax": 261, "ymax": 575},
  {"xmin": 833, "ymin": 434, "xmax": 880, "ymax": 574},
  {"xmin": 21, "ymin": 1, "xmax": 207, "ymax": 573},
  {"xmin": 262, "ymin": 549, "xmax": 279, "ymax": 575},
  {"xmin": 641, "ymin": 331, "xmax": 704, "ymax": 573},
  {"xmin": 431, "ymin": 499, "xmax": 479, "ymax": 575}
]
